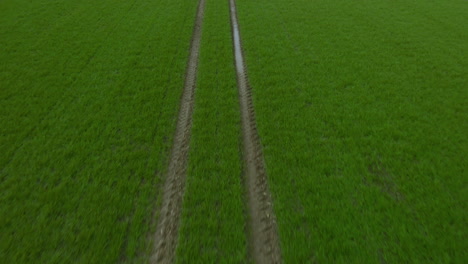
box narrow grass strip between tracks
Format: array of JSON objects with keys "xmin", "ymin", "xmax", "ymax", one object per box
[{"xmin": 174, "ymin": 0, "xmax": 248, "ymax": 261}]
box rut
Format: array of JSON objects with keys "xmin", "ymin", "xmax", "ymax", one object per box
[
  {"xmin": 150, "ymin": 0, "xmax": 205, "ymax": 262},
  {"xmin": 229, "ymin": 0, "xmax": 282, "ymax": 263}
]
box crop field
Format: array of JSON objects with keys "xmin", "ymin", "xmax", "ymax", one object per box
[
  {"xmin": 237, "ymin": 0, "xmax": 467, "ymax": 262},
  {"xmin": 1, "ymin": 0, "xmax": 466, "ymax": 263},
  {"xmin": 0, "ymin": 0, "xmax": 198, "ymax": 262}
]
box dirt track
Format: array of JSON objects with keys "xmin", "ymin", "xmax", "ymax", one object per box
[
  {"xmin": 150, "ymin": 0, "xmax": 205, "ymax": 262},
  {"xmin": 229, "ymin": 0, "xmax": 282, "ymax": 263}
]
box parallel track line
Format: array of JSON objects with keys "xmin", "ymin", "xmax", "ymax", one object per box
[
  {"xmin": 151, "ymin": 0, "xmax": 205, "ymax": 262},
  {"xmin": 229, "ymin": 0, "xmax": 282, "ymax": 263}
]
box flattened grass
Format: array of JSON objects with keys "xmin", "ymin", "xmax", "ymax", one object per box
[
  {"xmin": 175, "ymin": 0, "xmax": 248, "ymax": 262},
  {"xmin": 0, "ymin": 0, "xmax": 197, "ymax": 262},
  {"xmin": 236, "ymin": 0, "xmax": 467, "ymax": 262}
]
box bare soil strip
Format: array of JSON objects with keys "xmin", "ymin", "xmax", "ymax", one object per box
[
  {"xmin": 151, "ymin": 0, "xmax": 205, "ymax": 262},
  {"xmin": 229, "ymin": 0, "xmax": 282, "ymax": 263}
]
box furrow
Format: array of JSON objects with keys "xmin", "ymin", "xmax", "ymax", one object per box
[
  {"xmin": 150, "ymin": 0, "xmax": 205, "ymax": 262},
  {"xmin": 228, "ymin": 0, "xmax": 282, "ymax": 263}
]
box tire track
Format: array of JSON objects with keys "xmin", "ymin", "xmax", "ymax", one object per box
[
  {"xmin": 150, "ymin": 0, "xmax": 205, "ymax": 262},
  {"xmin": 229, "ymin": 0, "xmax": 282, "ymax": 263}
]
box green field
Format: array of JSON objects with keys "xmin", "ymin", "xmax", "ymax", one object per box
[
  {"xmin": 237, "ymin": 0, "xmax": 467, "ymax": 262},
  {"xmin": 1, "ymin": 0, "xmax": 466, "ymax": 263},
  {"xmin": 0, "ymin": 0, "xmax": 197, "ymax": 262}
]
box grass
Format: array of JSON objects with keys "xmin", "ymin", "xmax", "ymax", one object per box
[
  {"xmin": 175, "ymin": 0, "xmax": 248, "ymax": 262},
  {"xmin": 0, "ymin": 0, "xmax": 197, "ymax": 263},
  {"xmin": 2, "ymin": 0, "xmax": 466, "ymax": 262},
  {"xmin": 236, "ymin": 0, "xmax": 467, "ymax": 262}
]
